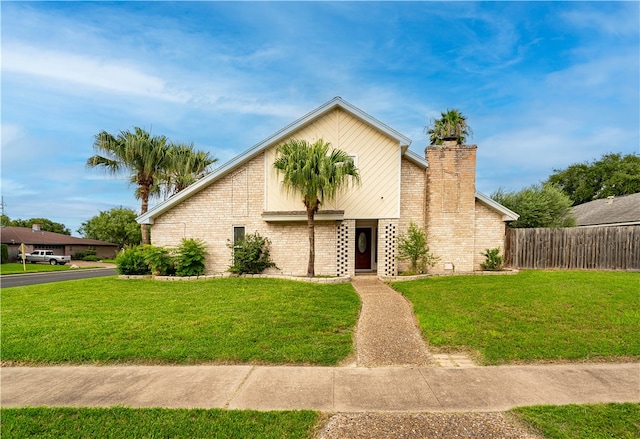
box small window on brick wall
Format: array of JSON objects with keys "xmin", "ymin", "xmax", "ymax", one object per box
[{"xmin": 233, "ymin": 226, "xmax": 245, "ymax": 247}]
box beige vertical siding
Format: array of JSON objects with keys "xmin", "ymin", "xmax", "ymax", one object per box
[{"xmin": 266, "ymin": 108, "xmax": 401, "ymax": 219}]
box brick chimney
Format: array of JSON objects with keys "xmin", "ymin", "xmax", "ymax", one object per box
[{"xmin": 425, "ymin": 142, "xmax": 477, "ymax": 272}]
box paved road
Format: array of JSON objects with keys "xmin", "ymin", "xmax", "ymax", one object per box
[{"xmin": 1, "ymin": 268, "xmax": 117, "ymax": 288}]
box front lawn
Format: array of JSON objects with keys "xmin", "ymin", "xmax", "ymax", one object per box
[
  {"xmin": 2, "ymin": 404, "xmax": 637, "ymax": 438},
  {"xmin": 0, "ymin": 407, "xmax": 318, "ymax": 439},
  {"xmin": 1, "ymin": 278, "xmax": 360, "ymax": 365},
  {"xmin": 513, "ymin": 403, "xmax": 640, "ymax": 439},
  {"xmin": 392, "ymin": 270, "xmax": 639, "ymax": 364}
]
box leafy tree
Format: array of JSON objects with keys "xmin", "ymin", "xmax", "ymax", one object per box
[
  {"xmin": 87, "ymin": 127, "xmax": 170, "ymax": 244},
  {"xmin": 157, "ymin": 143, "xmax": 217, "ymax": 199},
  {"xmin": 3, "ymin": 217, "xmax": 71, "ymax": 235},
  {"xmin": 491, "ymin": 184, "xmax": 576, "ymax": 228},
  {"xmin": 273, "ymin": 139, "xmax": 360, "ymax": 277},
  {"xmin": 78, "ymin": 207, "xmax": 142, "ymax": 249},
  {"xmin": 426, "ymin": 109, "xmax": 472, "ymax": 145},
  {"xmin": 397, "ymin": 221, "xmax": 439, "ymax": 274},
  {"xmin": 546, "ymin": 153, "xmax": 640, "ymax": 205}
]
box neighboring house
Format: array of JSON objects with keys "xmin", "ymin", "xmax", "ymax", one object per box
[
  {"xmin": 572, "ymin": 193, "xmax": 640, "ymax": 227},
  {"xmin": 138, "ymin": 97, "xmax": 518, "ymax": 276},
  {"xmin": 1, "ymin": 225, "xmax": 118, "ymax": 262}
]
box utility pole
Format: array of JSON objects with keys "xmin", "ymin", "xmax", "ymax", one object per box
[{"xmin": 0, "ymin": 196, "xmax": 6, "ymax": 221}]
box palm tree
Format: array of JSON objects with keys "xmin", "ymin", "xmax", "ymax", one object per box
[
  {"xmin": 87, "ymin": 127, "xmax": 169, "ymax": 245},
  {"xmin": 273, "ymin": 139, "xmax": 360, "ymax": 277},
  {"xmin": 426, "ymin": 109, "xmax": 472, "ymax": 145},
  {"xmin": 159, "ymin": 143, "xmax": 217, "ymax": 199}
]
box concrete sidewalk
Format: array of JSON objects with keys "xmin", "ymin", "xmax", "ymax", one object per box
[{"xmin": 2, "ymin": 363, "xmax": 638, "ymax": 411}]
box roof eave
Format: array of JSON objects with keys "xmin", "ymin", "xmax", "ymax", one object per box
[{"xmin": 475, "ymin": 191, "xmax": 520, "ymax": 221}]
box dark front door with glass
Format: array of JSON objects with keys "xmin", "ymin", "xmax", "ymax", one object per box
[{"xmin": 355, "ymin": 228, "xmax": 372, "ymax": 270}]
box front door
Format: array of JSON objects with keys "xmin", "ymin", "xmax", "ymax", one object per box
[{"xmin": 355, "ymin": 228, "xmax": 372, "ymax": 270}]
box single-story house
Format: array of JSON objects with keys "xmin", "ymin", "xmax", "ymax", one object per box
[
  {"xmin": 1, "ymin": 225, "xmax": 118, "ymax": 262},
  {"xmin": 138, "ymin": 97, "xmax": 518, "ymax": 276},
  {"xmin": 571, "ymin": 193, "xmax": 640, "ymax": 227}
]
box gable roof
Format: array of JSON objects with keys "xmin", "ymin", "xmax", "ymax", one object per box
[
  {"xmin": 571, "ymin": 193, "xmax": 640, "ymax": 227},
  {"xmin": 1, "ymin": 226, "xmax": 118, "ymax": 247},
  {"xmin": 137, "ymin": 97, "xmax": 518, "ymax": 224},
  {"xmin": 138, "ymin": 97, "xmax": 413, "ymax": 224}
]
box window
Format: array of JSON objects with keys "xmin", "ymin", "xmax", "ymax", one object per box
[{"xmin": 233, "ymin": 226, "xmax": 245, "ymax": 247}]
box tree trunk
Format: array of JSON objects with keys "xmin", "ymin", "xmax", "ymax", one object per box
[
  {"xmin": 140, "ymin": 185, "xmax": 150, "ymax": 245},
  {"xmin": 306, "ymin": 206, "xmax": 315, "ymax": 277}
]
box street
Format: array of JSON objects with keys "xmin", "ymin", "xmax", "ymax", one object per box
[{"xmin": 1, "ymin": 268, "xmax": 117, "ymax": 288}]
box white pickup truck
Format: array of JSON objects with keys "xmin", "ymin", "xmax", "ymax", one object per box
[{"xmin": 22, "ymin": 250, "xmax": 71, "ymax": 265}]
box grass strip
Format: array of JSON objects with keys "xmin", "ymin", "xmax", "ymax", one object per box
[
  {"xmin": 0, "ymin": 407, "xmax": 318, "ymax": 439},
  {"xmin": 513, "ymin": 403, "xmax": 640, "ymax": 439},
  {"xmin": 392, "ymin": 270, "xmax": 640, "ymax": 364},
  {"xmin": 1, "ymin": 263, "xmax": 75, "ymax": 275},
  {"xmin": 1, "ymin": 277, "xmax": 359, "ymax": 365}
]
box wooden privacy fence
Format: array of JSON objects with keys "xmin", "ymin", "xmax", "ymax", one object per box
[{"xmin": 505, "ymin": 226, "xmax": 640, "ymax": 270}]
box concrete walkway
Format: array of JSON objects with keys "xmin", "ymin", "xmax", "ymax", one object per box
[
  {"xmin": 352, "ymin": 276, "xmax": 431, "ymax": 367},
  {"xmin": 2, "ymin": 363, "xmax": 638, "ymax": 411}
]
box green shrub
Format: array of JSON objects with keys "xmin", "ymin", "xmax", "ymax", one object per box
[
  {"xmin": 397, "ymin": 221, "xmax": 439, "ymax": 274},
  {"xmin": 74, "ymin": 250, "xmax": 97, "ymax": 261},
  {"xmin": 116, "ymin": 246, "xmax": 150, "ymax": 275},
  {"xmin": 175, "ymin": 238, "xmax": 207, "ymax": 277},
  {"xmin": 1, "ymin": 244, "xmax": 8, "ymax": 264},
  {"xmin": 228, "ymin": 232, "xmax": 276, "ymax": 274},
  {"xmin": 142, "ymin": 245, "xmax": 175, "ymax": 276},
  {"xmin": 73, "ymin": 251, "xmax": 87, "ymax": 260},
  {"xmin": 480, "ymin": 247, "xmax": 503, "ymax": 271}
]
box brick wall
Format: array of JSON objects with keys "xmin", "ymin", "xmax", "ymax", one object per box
[
  {"xmin": 425, "ymin": 143, "xmax": 478, "ymax": 273},
  {"xmin": 474, "ymin": 200, "xmax": 508, "ymax": 269},
  {"xmin": 151, "ymin": 152, "xmax": 338, "ymax": 276},
  {"xmin": 398, "ymin": 157, "xmax": 427, "ymax": 273}
]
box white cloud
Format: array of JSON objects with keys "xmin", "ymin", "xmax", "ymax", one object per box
[
  {"xmin": 2, "ymin": 45, "xmax": 190, "ymax": 103},
  {"xmin": 562, "ymin": 4, "xmax": 640, "ymax": 36},
  {"xmin": 1, "ymin": 124, "xmax": 24, "ymax": 147},
  {"xmin": 0, "ymin": 178, "xmax": 37, "ymax": 197}
]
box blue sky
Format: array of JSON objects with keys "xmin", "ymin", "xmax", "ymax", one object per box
[{"xmin": 2, "ymin": 1, "xmax": 639, "ymax": 236}]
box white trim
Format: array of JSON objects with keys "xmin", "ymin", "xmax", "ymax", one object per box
[
  {"xmin": 404, "ymin": 149, "xmax": 428, "ymax": 168},
  {"xmin": 475, "ymin": 191, "xmax": 520, "ymax": 221},
  {"xmin": 262, "ymin": 212, "xmax": 344, "ymax": 222}
]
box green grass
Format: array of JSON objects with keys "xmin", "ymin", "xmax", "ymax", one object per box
[
  {"xmin": 392, "ymin": 270, "xmax": 640, "ymax": 364},
  {"xmin": 513, "ymin": 403, "xmax": 640, "ymax": 439},
  {"xmin": 1, "ymin": 277, "xmax": 360, "ymax": 365},
  {"xmin": 3, "ymin": 404, "xmax": 637, "ymax": 439},
  {"xmin": 1, "ymin": 263, "xmax": 73, "ymax": 275},
  {"xmin": 0, "ymin": 407, "xmax": 318, "ymax": 439}
]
